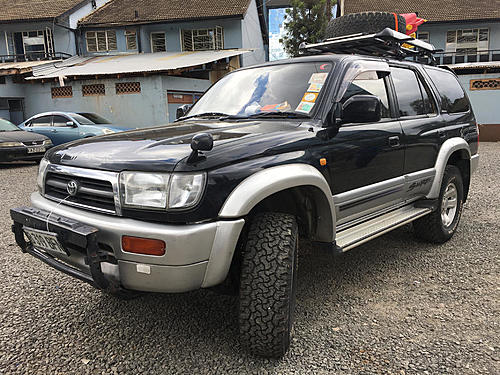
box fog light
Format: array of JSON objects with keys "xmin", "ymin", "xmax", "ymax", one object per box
[{"xmin": 122, "ymin": 236, "xmax": 166, "ymax": 256}]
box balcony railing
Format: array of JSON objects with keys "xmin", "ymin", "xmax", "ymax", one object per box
[
  {"xmin": 434, "ymin": 50, "xmax": 500, "ymax": 65},
  {"xmin": 0, "ymin": 52, "xmax": 72, "ymax": 63}
]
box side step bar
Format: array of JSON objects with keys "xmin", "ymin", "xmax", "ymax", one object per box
[{"xmin": 336, "ymin": 205, "xmax": 432, "ymax": 252}]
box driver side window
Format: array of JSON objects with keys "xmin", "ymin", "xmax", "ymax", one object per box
[{"xmin": 341, "ymin": 72, "xmax": 391, "ymax": 119}]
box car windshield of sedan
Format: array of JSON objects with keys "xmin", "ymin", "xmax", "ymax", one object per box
[
  {"xmin": 185, "ymin": 62, "xmax": 334, "ymax": 119},
  {"xmin": 0, "ymin": 118, "xmax": 21, "ymax": 132},
  {"xmin": 73, "ymin": 113, "xmax": 112, "ymax": 125}
]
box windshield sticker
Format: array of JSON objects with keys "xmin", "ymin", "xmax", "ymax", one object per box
[
  {"xmin": 319, "ymin": 63, "xmax": 331, "ymax": 71},
  {"xmin": 296, "ymin": 101, "xmax": 315, "ymax": 113},
  {"xmin": 309, "ymin": 72, "xmax": 328, "ymax": 84},
  {"xmin": 301, "ymin": 92, "xmax": 319, "ymax": 103},
  {"xmin": 260, "ymin": 101, "xmax": 291, "ymax": 112},
  {"xmin": 307, "ymin": 83, "xmax": 323, "ymax": 92}
]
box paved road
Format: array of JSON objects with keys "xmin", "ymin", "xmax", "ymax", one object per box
[{"xmin": 0, "ymin": 143, "xmax": 498, "ymax": 374}]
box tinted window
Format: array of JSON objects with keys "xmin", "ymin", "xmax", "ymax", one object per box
[
  {"xmin": 417, "ymin": 78, "xmax": 433, "ymax": 114},
  {"xmin": 52, "ymin": 116, "xmax": 70, "ymax": 127},
  {"xmin": 391, "ymin": 67, "xmax": 426, "ymax": 117},
  {"xmin": 76, "ymin": 113, "xmax": 111, "ymax": 124},
  {"xmin": 341, "ymin": 71, "xmax": 391, "ymax": 119},
  {"xmin": 425, "ymin": 68, "xmax": 469, "ymax": 113},
  {"xmin": 31, "ymin": 116, "xmax": 52, "ymax": 127}
]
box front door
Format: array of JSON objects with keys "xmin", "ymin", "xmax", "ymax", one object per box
[
  {"xmin": 51, "ymin": 115, "xmax": 79, "ymax": 144},
  {"xmin": 325, "ymin": 71, "xmax": 405, "ymax": 225}
]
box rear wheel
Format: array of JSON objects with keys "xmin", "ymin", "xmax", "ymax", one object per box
[
  {"xmin": 239, "ymin": 212, "xmax": 298, "ymax": 358},
  {"xmin": 413, "ymin": 165, "xmax": 464, "ymax": 243},
  {"xmin": 324, "ymin": 11, "xmax": 407, "ymax": 39}
]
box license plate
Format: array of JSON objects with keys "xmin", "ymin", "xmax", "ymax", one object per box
[
  {"xmin": 27, "ymin": 146, "xmax": 45, "ymax": 154},
  {"xmin": 23, "ymin": 227, "xmax": 67, "ymax": 256}
]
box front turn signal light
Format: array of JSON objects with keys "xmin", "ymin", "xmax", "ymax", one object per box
[{"xmin": 122, "ymin": 236, "xmax": 166, "ymax": 256}]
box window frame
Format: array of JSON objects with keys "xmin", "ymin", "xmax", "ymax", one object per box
[
  {"xmin": 150, "ymin": 32, "xmax": 166, "ymax": 53},
  {"xmin": 445, "ymin": 28, "xmax": 489, "ymax": 55},
  {"xmin": 181, "ymin": 26, "xmax": 224, "ymax": 51},
  {"xmin": 418, "ymin": 31, "xmax": 429, "ymax": 43},
  {"xmin": 125, "ymin": 30, "xmax": 137, "ymax": 50},
  {"xmin": 31, "ymin": 115, "xmax": 53, "ymax": 127},
  {"xmin": 86, "ymin": 30, "xmax": 118, "ymax": 52},
  {"xmin": 52, "ymin": 115, "xmax": 72, "ymax": 127}
]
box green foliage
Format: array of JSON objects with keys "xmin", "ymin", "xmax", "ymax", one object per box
[{"xmin": 280, "ymin": 0, "xmax": 333, "ymax": 57}]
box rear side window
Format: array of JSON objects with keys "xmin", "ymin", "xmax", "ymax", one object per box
[
  {"xmin": 391, "ymin": 67, "xmax": 427, "ymax": 117},
  {"xmin": 425, "ymin": 68, "xmax": 470, "ymax": 113}
]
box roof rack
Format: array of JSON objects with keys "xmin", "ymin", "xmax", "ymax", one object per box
[{"xmin": 299, "ymin": 28, "xmax": 440, "ymax": 65}]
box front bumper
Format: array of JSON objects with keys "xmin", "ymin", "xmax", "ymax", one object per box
[
  {"xmin": 0, "ymin": 146, "xmax": 50, "ymax": 162},
  {"xmin": 10, "ymin": 192, "xmax": 244, "ymax": 293}
]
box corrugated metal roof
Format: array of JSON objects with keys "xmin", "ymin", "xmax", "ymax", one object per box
[
  {"xmin": 448, "ymin": 61, "xmax": 500, "ymax": 70},
  {"xmin": 0, "ymin": 60, "xmax": 62, "ymax": 72},
  {"xmin": 29, "ymin": 50, "xmax": 251, "ymax": 79}
]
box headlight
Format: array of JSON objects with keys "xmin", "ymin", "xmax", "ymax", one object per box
[
  {"xmin": 37, "ymin": 158, "xmax": 50, "ymax": 193},
  {"xmin": 169, "ymin": 173, "xmax": 206, "ymax": 209},
  {"xmin": 101, "ymin": 128, "xmax": 115, "ymax": 135},
  {"xmin": 0, "ymin": 141, "xmax": 23, "ymax": 147},
  {"xmin": 121, "ymin": 172, "xmax": 170, "ymax": 209},
  {"xmin": 43, "ymin": 139, "xmax": 52, "ymax": 146},
  {"xmin": 119, "ymin": 172, "xmax": 206, "ymax": 210}
]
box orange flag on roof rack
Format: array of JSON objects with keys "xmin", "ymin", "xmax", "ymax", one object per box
[{"xmin": 401, "ymin": 13, "xmax": 427, "ymax": 35}]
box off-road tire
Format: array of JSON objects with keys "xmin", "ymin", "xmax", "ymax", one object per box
[
  {"xmin": 413, "ymin": 165, "xmax": 464, "ymax": 243},
  {"xmin": 324, "ymin": 12, "xmax": 407, "ymax": 39},
  {"xmin": 239, "ymin": 212, "xmax": 298, "ymax": 358}
]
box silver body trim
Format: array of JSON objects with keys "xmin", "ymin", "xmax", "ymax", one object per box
[
  {"xmin": 426, "ymin": 137, "xmax": 471, "ymax": 199},
  {"xmin": 30, "ymin": 192, "xmax": 245, "ymax": 293},
  {"xmin": 219, "ymin": 163, "xmax": 336, "ymax": 242},
  {"xmin": 471, "ymin": 154, "xmax": 479, "ymax": 174}
]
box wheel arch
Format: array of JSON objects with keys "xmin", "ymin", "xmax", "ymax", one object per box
[
  {"xmin": 427, "ymin": 137, "xmax": 471, "ymax": 200},
  {"xmin": 219, "ymin": 164, "xmax": 336, "ymax": 243}
]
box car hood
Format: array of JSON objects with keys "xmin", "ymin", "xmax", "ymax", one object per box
[
  {"xmin": 46, "ymin": 120, "xmax": 313, "ymax": 172},
  {"xmin": 0, "ymin": 130, "xmax": 48, "ymax": 143}
]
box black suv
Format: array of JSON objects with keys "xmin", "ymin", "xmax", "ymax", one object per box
[{"xmin": 11, "ymin": 30, "xmax": 479, "ymax": 358}]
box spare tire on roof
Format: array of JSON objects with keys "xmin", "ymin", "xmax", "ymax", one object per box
[{"xmin": 324, "ymin": 12, "xmax": 407, "ymax": 39}]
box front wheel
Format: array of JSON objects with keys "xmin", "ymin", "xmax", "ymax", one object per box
[
  {"xmin": 413, "ymin": 165, "xmax": 464, "ymax": 243},
  {"xmin": 239, "ymin": 212, "xmax": 298, "ymax": 358}
]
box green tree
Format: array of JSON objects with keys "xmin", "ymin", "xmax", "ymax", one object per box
[{"xmin": 280, "ymin": 0, "xmax": 333, "ymax": 57}]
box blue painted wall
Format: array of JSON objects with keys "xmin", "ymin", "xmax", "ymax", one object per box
[
  {"xmin": 419, "ymin": 21, "xmax": 500, "ymax": 51},
  {"xmin": 456, "ymin": 73, "xmax": 499, "ymax": 125}
]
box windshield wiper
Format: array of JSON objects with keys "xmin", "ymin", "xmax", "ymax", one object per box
[
  {"xmin": 177, "ymin": 112, "xmax": 230, "ymax": 121},
  {"xmin": 224, "ymin": 111, "xmax": 310, "ymax": 120}
]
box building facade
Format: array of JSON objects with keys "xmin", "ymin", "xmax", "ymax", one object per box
[{"xmin": 0, "ymin": 0, "xmax": 269, "ymax": 126}]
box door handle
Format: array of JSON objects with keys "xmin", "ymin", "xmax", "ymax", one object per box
[
  {"xmin": 438, "ymin": 130, "xmax": 446, "ymax": 138},
  {"xmin": 27, "ymin": 129, "xmax": 33, "ymax": 132},
  {"xmin": 50, "ymin": 129, "xmax": 57, "ymax": 133},
  {"xmin": 388, "ymin": 136, "xmax": 400, "ymax": 147}
]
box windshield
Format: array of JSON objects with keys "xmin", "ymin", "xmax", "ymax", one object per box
[
  {"xmin": 0, "ymin": 118, "xmax": 20, "ymax": 132},
  {"xmin": 187, "ymin": 62, "xmax": 333, "ymax": 118},
  {"xmin": 73, "ymin": 113, "xmax": 111, "ymax": 125}
]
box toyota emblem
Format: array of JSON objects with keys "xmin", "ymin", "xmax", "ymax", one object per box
[{"xmin": 66, "ymin": 180, "xmax": 79, "ymax": 196}]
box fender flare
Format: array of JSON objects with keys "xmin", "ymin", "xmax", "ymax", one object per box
[
  {"xmin": 219, "ymin": 163, "xmax": 336, "ymax": 242},
  {"xmin": 426, "ymin": 137, "xmax": 471, "ymax": 199}
]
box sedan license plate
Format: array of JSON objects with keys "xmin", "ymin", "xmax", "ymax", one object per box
[
  {"xmin": 23, "ymin": 227, "xmax": 67, "ymax": 256},
  {"xmin": 27, "ymin": 146, "xmax": 45, "ymax": 154}
]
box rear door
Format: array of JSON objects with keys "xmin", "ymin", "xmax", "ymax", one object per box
[{"xmin": 389, "ymin": 66, "xmax": 441, "ymax": 198}]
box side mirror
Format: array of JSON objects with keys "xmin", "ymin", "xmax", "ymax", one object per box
[
  {"xmin": 176, "ymin": 104, "xmax": 191, "ymax": 120},
  {"xmin": 341, "ymin": 95, "xmax": 381, "ymax": 124},
  {"xmin": 187, "ymin": 133, "xmax": 213, "ymax": 163},
  {"xmin": 66, "ymin": 121, "xmax": 76, "ymax": 127}
]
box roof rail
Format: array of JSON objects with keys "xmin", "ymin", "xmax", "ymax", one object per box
[{"xmin": 299, "ymin": 28, "xmax": 440, "ymax": 65}]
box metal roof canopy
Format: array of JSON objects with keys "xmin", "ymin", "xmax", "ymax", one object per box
[
  {"xmin": 28, "ymin": 49, "xmax": 251, "ymax": 80},
  {"xmin": 0, "ymin": 60, "xmax": 62, "ymax": 75}
]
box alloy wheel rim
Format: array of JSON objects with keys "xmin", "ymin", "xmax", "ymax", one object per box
[{"xmin": 441, "ymin": 182, "xmax": 458, "ymax": 227}]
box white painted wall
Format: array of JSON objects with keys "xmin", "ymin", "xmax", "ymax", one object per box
[
  {"xmin": 241, "ymin": 0, "xmax": 266, "ymax": 66},
  {"xmin": 69, "ymin": 0, "xmax": 111, "ymax": 29}
]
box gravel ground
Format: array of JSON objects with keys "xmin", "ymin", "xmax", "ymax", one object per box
[{"xmin": 0, "ymin": 143, "xmax": 498, "ymax": 375}]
